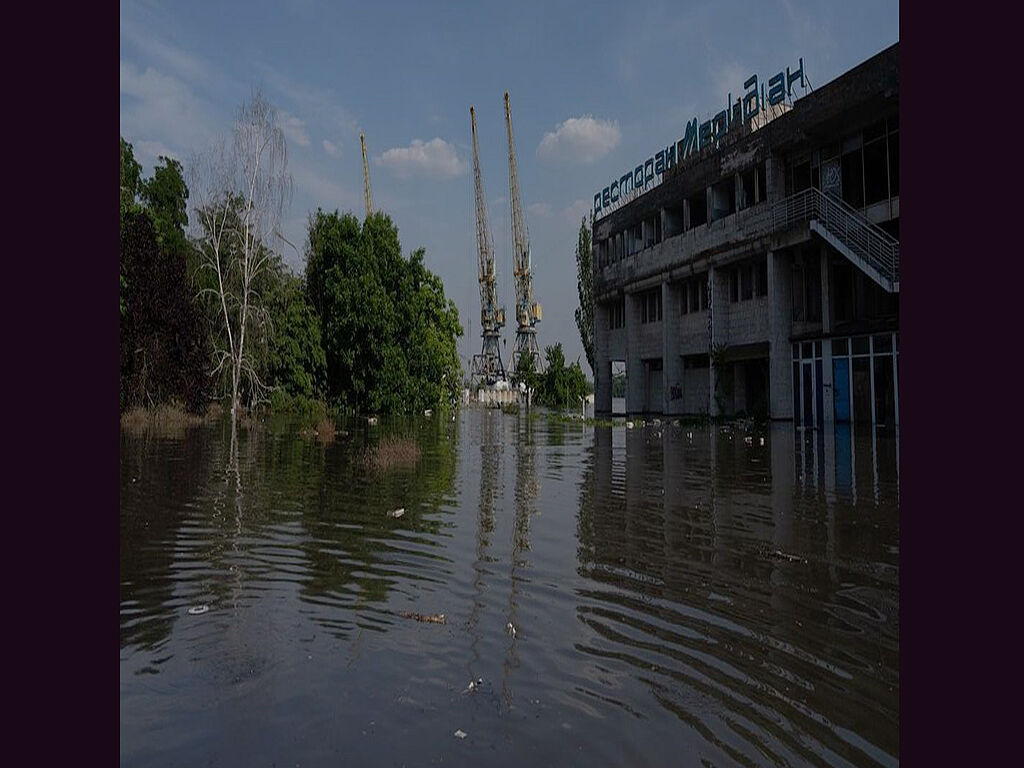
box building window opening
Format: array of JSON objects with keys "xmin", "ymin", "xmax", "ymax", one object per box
[
  {"xmin": 756, "ymin": 258, "xmax": 768, "ymax": 297},
  {"xmin": 730, "ymin": 268, "xmax": 739, "ymax": 302},
  {"xmin": 755, "ymin": 161, "xmax": 767, "ymax": 203},
  {"xmin": 740, "ymin": 168, "xmax": 756, "ymax": 210},
  {"xmin": 863, "ymin": 135, "xmax": 889, "ymax": 205},
  {"xmin": 711, "ymin": 177, "xmax": 736, "ymax": 221},
  {"xmin": 640, "ymin": 288, "xmax": 662, "ymax": 324},
  {"xmin": 611, "ymin": 360, "xmax": 627, "ymax": 415},
  {"xmin": 665, "ymin": 203, "xmax": 684, "ymax": 238},
  {"xmin": 687, "ymin": 191, "xmax": 707, "ymax": 228},
  {"xmin": 741, "ymin": 264, "xmax": 754, "ymax": 300},
  {"xmin": 792, "ymin": 160, "xmax": 811, "ymax": 194},
  {"xmin": 608, "ymin": 296, "xmax": 625, "ymax": 330},
  {"xmin": 841, "ymin": 147, "xmax": 864, "ymax": 208}
]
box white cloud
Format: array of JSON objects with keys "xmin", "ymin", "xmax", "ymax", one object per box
[
  {"xmin": 537, "ymin": 115, "xmax": 621, "ymax": 164},
  {"xmin": 280, "ymin": 111, "xmax": 310, "ymax": 147},
  {"xmin": 561, "ymin": 198, "xmax": 592, "ymax": 224},
  {"xmin": 528, "ymin": 202, "xmax": 552, "ymax": 219},
  {"xmin": 322, "ymin": 139, "xmax": 341, "ymax": 159},
  {"xmin": 377, "ymin": 138, "xmax": 466, "ymax": 179}
]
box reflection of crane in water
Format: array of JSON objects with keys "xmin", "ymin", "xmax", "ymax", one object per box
[
  {"xmin": 502, "ymin": 414, "xmax": 539, "ymax": 709},
  {"xmin": 467, "ymin": 410, "xmax": 501, "ymax": 682}
]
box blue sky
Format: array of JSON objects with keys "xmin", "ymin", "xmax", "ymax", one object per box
[{"xmin": 120, "ymin": 0, "xmax": 899, "ymax": 376}]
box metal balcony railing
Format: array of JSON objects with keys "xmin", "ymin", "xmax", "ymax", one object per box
[{"xmin": 771, "ymin": 187, "xmax": 899, "ymax": 291}]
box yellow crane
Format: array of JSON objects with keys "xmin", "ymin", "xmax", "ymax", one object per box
[
  {"xmin": 504, "ymin": 91, "xmax": 543, "ymax": 377},
  {"xmin": 361, "ymin": 131, "xmax": 373, "ymax": 219},
  {"xmin": 469, "ymin": 106, "xmax": 506, "ymax": 387}
]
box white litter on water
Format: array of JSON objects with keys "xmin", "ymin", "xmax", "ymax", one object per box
[
  {"xmin": 187, "ymin": 605, "xmax": 209, "ymax": 615},
  {"xmin": 454, "ymin": 729, "xmax": 468, "ymax": 739},
  {"xmin": 388, "ymin": 508, "xmax": 405, "ymax": 518}
]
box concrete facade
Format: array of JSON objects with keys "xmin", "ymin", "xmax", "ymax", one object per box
[{"xmin": 592, "ymin": 43, "xmax": 900, "ymax": 427}]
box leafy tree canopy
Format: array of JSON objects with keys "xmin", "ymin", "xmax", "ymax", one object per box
[{"xmin": 305, "ymin": 210, "xmax": 462, "ymax": 414}]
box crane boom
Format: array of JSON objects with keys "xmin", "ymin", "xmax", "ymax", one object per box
[
  {"xmin": 361, "ymin": 131, "xmax": 373, "ymax": 219},
  {"xmin": 469, "ymin": 106, "xmax": 506, "ymax": 387},
  {"xmin": 504, "ymin": 91, "xmax": 543, "ymax": 377}
]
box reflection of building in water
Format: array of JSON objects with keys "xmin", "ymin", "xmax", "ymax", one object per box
[
  {"xmin": 593, "ymin": 44, "xmax": 900, "ymax": 428},
  {"xmin": 575, "ymin": 424, "xmax": 900, "ymax": 763}
]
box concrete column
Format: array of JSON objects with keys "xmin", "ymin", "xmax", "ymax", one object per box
[
  {"xmin": 663, "ymin": 281, "xmax": 682, "ymax": 415},
  {"xmin": 594, "ymin": 302, "xmax": 612, "ymax": 415},
  {"xmin": 765, "ymin": 153, "xmax": 786, "ymax": 203},
  {"xmin": 683, "ymin": 198, "xmax": 691, "ymax": 231},
  {"xmin": 625, "ymin": 291, "xmax": 643, "ymax": 415},
  {"xmin": 767, "ymin": 249, "xmax": 794, "ymax": 419},
  {"xmin": 659, "ymin": 208, "xmax": 668, "ymax": 244},
  {"xmin": 735, "ymin": 174, "xmax": 745, "ymax": 210},
  {"xmin": 705, "ymin": 187, "xmax": 714, "ymax": 224}
]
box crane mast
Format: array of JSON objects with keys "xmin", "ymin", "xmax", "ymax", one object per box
[
  {"xmin": 361, "ymin": 131, "xmax": 373, "ymax": 219},
  {"xmin": 504, "ymin": 91, "xmax": 543, "ymax": 377},
  {"xmin": 469, "ymin": 106, "xmax": 506, "ymax": 387}
]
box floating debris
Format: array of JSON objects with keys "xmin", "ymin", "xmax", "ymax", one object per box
[
  {"xmin": 398, "ymin": 611, "xmax": 446, "ymax": 624},
  {"xmin": 367, "ymin": 416, "xmax": 378, "ymax": 425},
  {"xmin": 506, "ymin": 622, "xmax": 517, "ymax": 638},
  {"xmin": 768, "ymin": 550, "xmax": 806, "ymax": 563},
  {"xmin": 744, "ymin": 436, "xmax": 753, "ymax": 445},
  {"xmin": 759, "ymin": 437, "xmax": 765, "ymax": 446},
  {"xmin": 388, "ymin": 507, "xmax": 405, "ymax": 519},
  {"xmin": 454, "ymin": 729, "xmax": 468, "ymax": 739},
  {"xmin": 626, "ymin": 421, "xmax": 635, "ymax": 429},
  {"xmin": 462, "ymin": 677, "xmax": 484, "ymax": 694},
  {"xmin": 424, "ymin": 409, "xmax": 433, "ymax": 417},
  {"xmin": 187, "ymin": 605, "xmax": 209, "ymax": 615}
]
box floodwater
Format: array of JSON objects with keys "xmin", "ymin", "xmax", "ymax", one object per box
[{"xmin": 120, "ymin": 410, "xmax": 898, "ymax": 767}]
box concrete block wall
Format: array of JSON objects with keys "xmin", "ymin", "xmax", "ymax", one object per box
[{"xmin": 725, "ymin": 296, "xmax": 771, "ymax": 347}]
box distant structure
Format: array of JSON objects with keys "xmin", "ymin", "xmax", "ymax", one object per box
[
  {"xmin": 361, "ymin": 131, "xmax": 373, "ymax": 219},
  {"xmin": 504, "ymin": 91, "xmax": 543, "ymax": 377},
  {"xmin": 468, "ymin": 106, "xmax": 507, "ymax": 388}
]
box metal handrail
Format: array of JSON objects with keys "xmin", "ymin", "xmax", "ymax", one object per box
[{"xmin": 772, "ymin": 188, "xmax": 899, "ymax": 287}]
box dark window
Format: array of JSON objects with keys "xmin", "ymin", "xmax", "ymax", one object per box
[
  {"xmin": 680, "ymin": 282, "xmax": 689, "ymax": 315},
  {"xmin": 740, "ymin": 168, "xmax": 755, "ymax": 210},
  {"xmin": 712, "ymin": 178, "xmax": 736, "ymax": 221},
  {"xmin": 832, "ymin": 338, "xmax": 848, "ymax": 356},
  {"xmin": 852, "ymin": 336, "xmax": 870, "ymax": 355},
  {"xmin": 888, "ymin": 130, "xmax": 899, "ymax": 196},
  {"xmin": 741, "ymin": 264, "xmax": 753, "ymax": 300},
  {"xmin": 755, "ymin": 162, "xmax": 767, "ymax": 202},
  {"xmin": 841, "ymin": 148, "xmax": 864, "ymax": 208},
  {"xmin": 756, "ymin": 259, "xmax": 768, "ymax": 297},
  {"xmin": 699, "ymin": 276, "xmax": 708, "ymax": 310},
  {"xmin": 812, "ymin": 164, "xmax": 820, "ymax": 190},
  {"xmin": 730, "ymin": 268, "xmax": 739, "ymax": 302},
  {"xmin": 864, "ymin": 139, "xmax": 889, "ymax": 204},
  {"xmin": 641, "ymin": 288, "xmax": 662, "ymax": 324},
  {"xmin": 688, "ymin": 191, "xmax": 708, "ymax": 227},
  {"xmin": 792, "ymin": 161, "xmax": 811, "ymax": 193},
  {"xmin": 874, "ymin": 334, "xmax": 893, "ymax": 354}
]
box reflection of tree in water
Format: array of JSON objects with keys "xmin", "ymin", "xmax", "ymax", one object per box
[
  {"xmin": 294, "ymin": 416, "xmax": 460, "ymax": 639},
  {"xmin": 501, "ymin": 413, "xmax": 538, "ymax": 708},
  {"xmin": 466, "ymin": 409, "xmax": 502, "ymax": 678},
  {"xmin": 120, "ymin": 423, "xmax": 218, "ymax": 651}
]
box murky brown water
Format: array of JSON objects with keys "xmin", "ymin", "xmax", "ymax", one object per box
[{"xmin": 120, "ymin": 410, "xmax": 898, "ymax": 767}]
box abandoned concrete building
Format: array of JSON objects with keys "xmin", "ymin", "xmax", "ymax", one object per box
[{"xmin": 592, "ymin": 42, "xmax": 899, "ymax": 427}]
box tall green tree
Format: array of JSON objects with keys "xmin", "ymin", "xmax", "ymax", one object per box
[
  {"xmin": 574, "ymin": 215, "xmax": 594, "ymax": 376},
  {"xmin": 119, "ymin": 138, "xmax": 212, "ymax": 412},
  {"xmin": 305, "ymin": 210, "xmax": 462, "ymax": 414}
]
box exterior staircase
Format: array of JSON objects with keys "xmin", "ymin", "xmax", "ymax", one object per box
[{"xmin": 772, "ymin": 187, "xmax": 899, "ymax": 293}]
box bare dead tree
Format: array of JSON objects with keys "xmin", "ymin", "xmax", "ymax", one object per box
[{"xmin": 190, "ymin": 90, "xmax": 293, "ymax": 422}]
